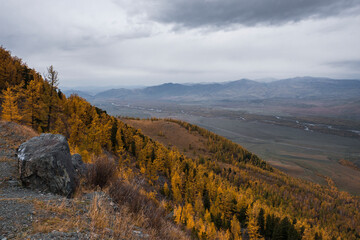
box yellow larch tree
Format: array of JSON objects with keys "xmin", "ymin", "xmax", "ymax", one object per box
[
  {"xmin": 231, "ymin": 215, "xmax": 243, "ymax": 240},
  {"xmin": 171, "ymin": 170, "xmax": 183, "ymax": 203},
  {"xmin": 247, "ymin": 208, "xmax": 264, "ymax": 240},
  {"xmin": 22, "ymin": 77, "xmax": 46, "ymax": 128},
  {"xmin": 1, "ymin": 87, "xmax": 21, "ymax": 122}
]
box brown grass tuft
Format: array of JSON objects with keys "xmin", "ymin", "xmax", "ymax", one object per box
[
  {"xmin": 108, "ymin": 179, "xmax": 190, "ymax": 239},
  {"xmin": 0, "ymin": 156, "xmax": 11, "ymax": 162},
  {"xmin": 0, "ymin": 120, "xmax": 38, "ymax": 139},
  {"xmin": 86, "ymin": 157, "xmax": 117, "ymax": 189},
  {"xmin": 32, "ymin": 199, "xmax": 84, "ymax": 233},
  {"xmin": 31, "ymin": 195, "xmax": 139, "ymax": 239},
  {"xmin": 31, "ymin": 180, "xmax": 189, "ymax": 239}
]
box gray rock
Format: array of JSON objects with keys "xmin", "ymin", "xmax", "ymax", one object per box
[
  {"xmin": 17, "ymin": 134, "xmax": 79, "ymax": 197},
  {"xmin": 71, "ymin": 153, "xmax": 86, "ymax": 176}
]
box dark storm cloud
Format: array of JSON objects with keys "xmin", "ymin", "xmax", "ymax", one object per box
[{"xmin": 141, "ymin": 0, "xmax": 360, "ymax": 28}]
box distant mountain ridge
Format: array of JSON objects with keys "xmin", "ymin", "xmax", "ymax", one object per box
[
  {"xmin": 63, "ymin": 90, "xmax": 94, "ymax": 100},
  {"xmin": 67, "ymin": 77, "xmax": 360, "ymax": 102}
]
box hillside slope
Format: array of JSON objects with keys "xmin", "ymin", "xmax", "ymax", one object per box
[
  {"xmin": 122, "ymin": 118, "xmax": 211, "ymax": 159},
  {"xmin": 123, "ymin": 118, "xmax": 360, "ymax": 194},
  {"xmin": 1, "ymin": 46, "xmax": 360, "ymax": 239},
  {"xmin": 0, "ymin": 120, "xmax": 190, "ymax": 239}
]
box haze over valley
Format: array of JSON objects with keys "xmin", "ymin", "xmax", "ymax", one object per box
[{"xmin": 65, "ymin": 77, "xmax": 360, "ymax": 194}]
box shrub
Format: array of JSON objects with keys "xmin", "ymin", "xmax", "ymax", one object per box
[
  {"xmin": 86, "ymin": 157, "xmax": 117, "ymax": 189},
  {"xmin": 109, "ymin": 179, "xmax": 165, "ymax": 231}
]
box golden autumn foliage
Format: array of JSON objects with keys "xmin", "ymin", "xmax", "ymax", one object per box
[
  {"xmin": 1, "ymin": 46, "xmax": 360, "ymax": 240},
  {"xmin": 1, "ymin": 87, "xmax": 21, "ymax": 122}
]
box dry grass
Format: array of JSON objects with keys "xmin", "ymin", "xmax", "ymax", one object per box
[
  {"xmin": 88, "ymin": 193, "xmax": 138, "ymax": 239},
  {"xmin": 31, "ymin": 181, "xmax": 187, "ymax": 239},
  {"xmin": 0, "ymin": 120, "xmax": 38, "ymax": 139},
  {"xmin": 123, "ymin": 119, "xmax": 209, "ymax": 159},
  {"xmin": 32, "ymin": 199, "xmax": 85, "ymax": 234},
  {"xmin": 31, "ymin": 194, "xmax": 143, "ymax": 239},
  {"xmin": 28, "ymin": 164, "xmax": 189, "ymax": 239},
  {"xmin": 109, "ymin": 179, "xmax": 162, "ymax": 224},
  {"xmin": 10, "ymin": 122, "xmax": 38, "ymax": 139},
  {"xmin": 0, "ymin": 156, "xmax": 11, "ymax": 162},
  {"xmin": 32, "ymin": 215, "xmax": 83, "ymax": 234},
  {"xmin": 0, "ymin": 121, "xmax": 38, "ymax": 155},
  {"xmin": 33, "ymin": 199, "xmax": 74, "ymax": 215},
  {"xmin": 109, "ymin": 179, "xmax": 190, "ymax": 240},
  {"xmin": 82, "ymin": 156, "xmax": 190, "ymax": 239}
]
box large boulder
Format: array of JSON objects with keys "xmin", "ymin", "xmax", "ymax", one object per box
[
  {"xmin": 71, "ymin": 153, "xmax": 87, "ymax": 176},
  {"xmin": 17, "ymin": 133, "xmax": 81, "ymax": 197}
]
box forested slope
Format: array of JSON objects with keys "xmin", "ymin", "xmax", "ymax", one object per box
[{"xmin": 1, "ymin": 46, "xmax": 360, "ymax": 239}]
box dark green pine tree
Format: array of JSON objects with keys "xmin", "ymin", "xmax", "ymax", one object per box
[
  {"xmin": 202, "ymin": 188, "xmax": 210, "ymax": 210},
  {"xmin": 314, "ymin": 232, "xmax": 323, "ymax": 240},
  {"xmin": 272, "ymin": 223, "xmax": 282, "ymax": 240},
  {"xmin": 237, "ymin": 206, "xmax": 248, "ymax": 226},
  {"xmin": 265, "ymin": 214, "xmax": 276, "ymax": 239},
  {"xmin": 272, "ymin": 217, "xmax": 291, "ymax": 240},
  {"xmin": 110, "ymin": 120, "xmax": 118, "ymax": 151},
  {"xmin": 258, "ymin": 208, "xmax": 265, "ymax": 236},
  {"xmin": 287, "ymin": 223, "xmax": 301, "ymax": 240}
]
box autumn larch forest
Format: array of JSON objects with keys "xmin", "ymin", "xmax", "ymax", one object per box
[{"xmin": 1, "ymin": 46, "xmax": 360, "ymax": 239}]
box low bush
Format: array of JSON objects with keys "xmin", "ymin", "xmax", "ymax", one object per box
[
  {"xmin": 109, "ymin": 179, "xmax": 165, "ymax": 231},
  {"xmin": 86, "ymin": 157, "xmax": 117, "ymax": 189}
]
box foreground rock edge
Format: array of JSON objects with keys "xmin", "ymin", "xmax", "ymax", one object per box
[{"xmin": 17, "ymin": 133, "xmax": 84, "ymax": 197}]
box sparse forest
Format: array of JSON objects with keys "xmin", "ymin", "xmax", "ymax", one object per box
[{"xmin": 1, "ymin": 46, "xmax": 360, "ymax": 239}]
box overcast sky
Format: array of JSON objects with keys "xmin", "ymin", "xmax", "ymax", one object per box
[{"xmin": 1, "ymin": 0, "xmax": 360, "ymax": 88}]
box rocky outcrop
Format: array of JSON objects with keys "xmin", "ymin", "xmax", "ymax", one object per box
[
  {"xmin": 17, "ymin": 133, "xmax": 82, "ymax": 197},
  {"xmin": 72, "ymin": 153, "xmax": 87, "ymax": 176}
]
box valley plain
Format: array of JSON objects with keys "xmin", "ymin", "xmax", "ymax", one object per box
[{"xmin": 73, "ymin": 78, "xmax": 360, "ymax": 195}]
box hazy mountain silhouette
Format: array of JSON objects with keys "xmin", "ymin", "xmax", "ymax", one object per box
[{"xmin": 85, "ymin": 77, "xmax": 360, "ymax": 102}]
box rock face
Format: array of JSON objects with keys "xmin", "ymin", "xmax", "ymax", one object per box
[
  {"xmin": 17, "ymin": 133, "xmax": 81, "ymax": 197},
  {"xmin": 72, "ymin": 153, "xmax": 87, "ymax": 176}
]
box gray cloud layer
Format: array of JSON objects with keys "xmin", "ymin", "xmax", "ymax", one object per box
[
  {"xmin": 328, "ymin": 60, "xmax": 360, "ymax": 70},
  {"xmin": 0, "ymin": 0, "xmax": 359, "ymax": 87},
  {"xmin": 136, "ymin": 0, "xmax": 360, "ymax": 28}
]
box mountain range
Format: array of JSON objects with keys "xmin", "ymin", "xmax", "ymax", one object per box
[{"xmin": 64, "ymin": 77, "xmax": 360, "ymax": 102}]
